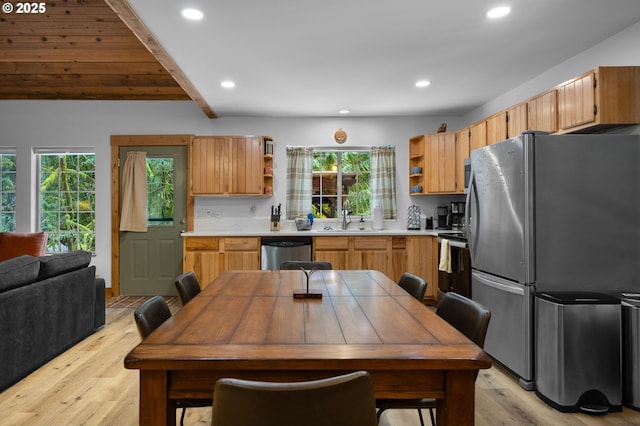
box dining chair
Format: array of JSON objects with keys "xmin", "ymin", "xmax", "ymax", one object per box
[
  {"xmin": 376, "ymin": 292, "xmax": 491, "ymax": 426},
  {"xmin": 133, "ymin": 295, "xmax": 172, "ymax": 339},
  {"xmin": 174, "ymin": 271, "xmax": 201, "ymax": 306},
  {"xmin": 398, "ymin": 272, "xmax": 428, "ymax": 302},
  {"xmin": 133, "ymin": 295, "xmax": 211, "ymax": 426},
  {"xmin": 211, "ymin": 370, "xmax": 378, "ymax": 426},
  {"xmin": 279, "ymin": 260, "xmax": 333, "ymax": 270}
]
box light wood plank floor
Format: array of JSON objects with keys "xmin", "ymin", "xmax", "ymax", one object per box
[{"xmin": 1, "ymin": 304, "xmax": 639, "ymax": 425}]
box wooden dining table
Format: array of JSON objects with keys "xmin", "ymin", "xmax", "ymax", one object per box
[{"xmin": 125, "ymin": 269, "xmax": 491, "ymax": 425}]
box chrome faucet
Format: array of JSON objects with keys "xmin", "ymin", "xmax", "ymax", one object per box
[{"xmin": 341, "ymin": 200, "xmax": 352, "ymax": 230}]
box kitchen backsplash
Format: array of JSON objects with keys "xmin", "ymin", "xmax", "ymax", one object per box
[{"xmin": 194, "ymin": 194, "xmax": 466, "ymax": 232}]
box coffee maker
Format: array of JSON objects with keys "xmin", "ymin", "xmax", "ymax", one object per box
[
  {"xmin": 450, "ymin": 201, "xmax": 465, "ymax": 230},
  {"xmin": 436, "ymin": 205, "xmax": 450, "ymax": 230}
]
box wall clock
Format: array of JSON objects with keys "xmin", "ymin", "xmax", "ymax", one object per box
[{"xmin": 334, "ymin": 128, "xmax": 347, "ymax": 144}]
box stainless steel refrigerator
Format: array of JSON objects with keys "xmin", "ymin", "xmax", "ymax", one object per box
[{"xmin": 465, "ymin": 131, "xmax": 640, "ymax": 389}]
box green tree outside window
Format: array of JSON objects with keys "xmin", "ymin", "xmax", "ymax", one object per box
[{"xmin": 39, "ymin": 153, "xmax": 95, "ymax": 253}]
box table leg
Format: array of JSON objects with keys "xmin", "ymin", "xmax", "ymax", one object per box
[
  {"xmin": 139, "ymin": 370, "xmax": 175, "ymax": 426},
  {"xmin": 437, "ymin": 370, "xmax": 476, "ymax": 425}
]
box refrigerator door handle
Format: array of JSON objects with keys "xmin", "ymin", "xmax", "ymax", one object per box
[
  {"xmin": 465, "ymin": 170, "xmax": 479, "ymax": 264},
  {"xmin": 474, "ymin": 270, "xmax": 526, "ymax": 295}
]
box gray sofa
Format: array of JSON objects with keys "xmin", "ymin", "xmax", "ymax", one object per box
[{"xmin": 0, "ymin": 251, "xmax": 105, "ymax": 392}]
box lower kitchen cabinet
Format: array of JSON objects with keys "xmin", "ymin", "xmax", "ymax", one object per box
[
  {"xmin": 184, "ymin": 234, "xmax": 438, "ymax": 304},
  {"xmin": 405, "ymin": 236, "xmax": 438, "ymax": 304},
  {"xmin": 313, "ymin": 236, "xmax": 350, "ymax": 270},
  {"xmin": 183, "ymin": 237, "xmax": 260, "ymax": 286},
  {"xmin": 313, "ymin": 235, "xmax": 438, "ymax": 304},
  {"xmin": 351, "ymin": 236, "xmax": 389, "ymax": 272}
]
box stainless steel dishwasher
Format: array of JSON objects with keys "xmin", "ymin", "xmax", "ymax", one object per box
[{"xmin": 260, "ymin": 236, "xmax": 312, "ymax": 270}]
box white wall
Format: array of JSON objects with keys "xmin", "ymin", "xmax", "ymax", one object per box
[
  {"xmin": 0, "ymin": 101, "xmax": 459, "ymax": 286},
  {"xmin": 1, "ymin": 18, "xmax": 639, "ymax": 288},
  {"xmin": 463, "ymin": 20, "xmax": 640, "ymax": 124}
]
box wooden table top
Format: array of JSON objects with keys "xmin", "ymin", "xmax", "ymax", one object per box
[{"xmin": 125, "ymin": 270, "xmax": 491, "ymax": 372}]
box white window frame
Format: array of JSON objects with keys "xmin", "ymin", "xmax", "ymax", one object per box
[
  {"xmin": 35, "ymin": 147, "xmax": 96, "ymax": 253},
  {"xmin": 0, "ymin": 147, "xmax": 17, "ymax": 232},
  {"xmin": 312, "ymin": 147, "xmax": 371, "ymax": 219}
]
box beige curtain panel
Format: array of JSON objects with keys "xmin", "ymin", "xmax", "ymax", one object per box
[{"xmin": 119, "ymin": 151, "xmax": 148, "ymax": 232}]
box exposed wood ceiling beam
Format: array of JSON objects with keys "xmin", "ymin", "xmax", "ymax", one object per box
[{"xmin": 104, "ymin": 0, "xmax": 216, "ymax": 118}]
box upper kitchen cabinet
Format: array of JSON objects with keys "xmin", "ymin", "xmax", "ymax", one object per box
[
  {"xmin": 409, "ymin": 135, "xmax": 426, "ymax": 195},
  {"xmin": 486, "ymin": 111, "xmax": 508, "ymax": 145},
  {"xmin": 455, "ymin": 127, "xmax": 470, "ymax": 194},
  {"xmin": 469, "ymin": 120, "xmax": 487, "ymax": 152},
  {"xmin": 507, "ymin": 102, "xmax": 529, "ymax": 138},
  {"xmin": 190, "ymin": 136, "xmax": 270, "ymax": 196},
  {"xmin": 425, "ymin": 132, "xmax": 457, "ymax": 193},
  {"xmin": 528, "ymin": 90, "xmax": 557, "ymax": 134},
  {"xmin": 557, "ymin": 66, "xmax": 640, "ymax": 133}
]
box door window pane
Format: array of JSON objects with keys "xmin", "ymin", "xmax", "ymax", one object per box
[{"xmin": 147, "ymin": 157, "xmax": 174, "ymax": 226}]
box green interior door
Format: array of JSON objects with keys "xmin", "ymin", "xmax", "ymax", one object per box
[{"xmin": 119, "ymin": 146, "xmax": 187, "ymax": 296}]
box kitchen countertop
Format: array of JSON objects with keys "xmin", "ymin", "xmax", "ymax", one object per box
[{"xmin": 181, "ymin": 228, "xmax": 461, "ymax": 237}]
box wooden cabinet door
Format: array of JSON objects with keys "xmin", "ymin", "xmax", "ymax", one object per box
[
  {"xmin": 223, "ymin": 237, "xmax": 260, "ymax": 271},
  {"xmin": 558, "ymin": 71, "xmax": 595, "ymax": 130},
  {"xmin": 455, "ymin": 128, "xmax": 470, "ymax": 194},
  {"xmin": 389, "ymin": 237, "xmax": 407, "ymax": 282},
  {"xmin": 351, "ymin": 237, "xmax": 389, "ymax": 275},
  {"xmin": 406, "ymin": 236, "xmax": 437, "ymax": 303},
  {"xmin": 191, "ymin": 136, "xmax": 229, "ymax": 195},
  {"xmin": 486, "ymin": 111, "xmax": 508, "ymax": 145},
  {"xmin": 191, "ymin": 136, "xmax": 265, "ymax": 196},
  {"xmin": 425, "ymin": 134, "xmax": 439, "ymax": 193},
  {"xmin": 469, "ymin": 120, "xmax": 487, "ymax": 152},
  {"xmin": 229, "ymin": 137, "xmax": 263, "ymax": 195},
  {"xmin": 507, "ymin": 102, "xmax": 528, "ymax": 138},
  {"xmin": 313, "ymin": 237, "xmax": 349, "ymax": 270},
  {"xmin": 184, "ymin": 237, "xmax": 223, "ymax": 287},
  {"xmin": 528, "ymin": 90, "xmax": 557, "ymax": 133},
  {"xmin": 426, "ymin": 133, "xmax": 456, "ymax": 193},
  {"xmin": 439, "ymin": 133, "xmax": 457, "ymax": 193}
]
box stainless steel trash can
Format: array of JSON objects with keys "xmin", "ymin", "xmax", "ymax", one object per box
[
  {"xmin": 620, "ymin": 294, "xmax": 640, "ymax": 410},
  {"xmin": 535, "ymin": 291, "xmax": 622, "ymax": 414}
]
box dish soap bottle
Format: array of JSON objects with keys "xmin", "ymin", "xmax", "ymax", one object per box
[{"xmin": 358, "ymin": 216, "xmax": 365, "ymax": 230}]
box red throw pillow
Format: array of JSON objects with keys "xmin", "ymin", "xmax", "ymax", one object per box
[{"xmin": 0, "ymin": 232, "xmax": 48, "ymax": 262}]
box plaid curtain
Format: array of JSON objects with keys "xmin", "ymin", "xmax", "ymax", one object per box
[
  {"xmin": 286, "ymin": 147, "xmax": 313, "ymax": 219},
  {"xmin": 371, "ymin": 146, "xmax": 397, "ymax": 219}
]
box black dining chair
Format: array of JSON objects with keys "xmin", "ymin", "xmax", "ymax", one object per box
[
  {"xmin": 174, "ymin": 271, "xmax": 201, "ymax": 306},
  {"xmin": 376, "ymin": 292, "xmax": 491, "ymax": 426},
  {"xmin": 133, "ymin": 295, "xmax": 212, "ymax": 426},
  {"xmin": 211, "ymin": 371, "xmax": 378, "ymax": 426},
  {"xmin": 279, "ymin": 260, "xmax": 333, "ymax": 270},
  {"xmin": 398, "ymin": 272, "xmax": 428, "ymax": 302}
]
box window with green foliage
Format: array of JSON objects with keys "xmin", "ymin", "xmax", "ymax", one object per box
[
  {"xmin": 0, "ymin": 152, "xmax": 16, "ymax": 231},
  {"xmin": 312, "ymin": 150, "xmax": 370, "ymax": 219},
  {"xmin": 146, "ymin": 157, "xmax": 174, "ymax": 226},
  {"xmin": 38, "ymin": 151, "xmax": 95, "ymax": 253}
]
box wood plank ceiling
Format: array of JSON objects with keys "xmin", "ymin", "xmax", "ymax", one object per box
[{"xmin": 0, "ymin": 0, "xmax": 216, "ymax": 118}]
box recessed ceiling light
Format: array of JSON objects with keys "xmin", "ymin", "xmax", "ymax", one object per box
[
  {"xmin": 221, "ymin": 81, "xmax": 236, "ymax": 89},
  {"xmin": 181, "ymin": 8, "xmax": 204, "ymax": 20},
  {"xmin": 339, "ymin": 109, "xmax": 350, "ymax": 114},
  {"xmin": 486, "ymin": 6, "xmax": 511, "ymax": 19},
  {"xmin": 415, "ymin": 80, "xmax": 431, "ymax": 88}
]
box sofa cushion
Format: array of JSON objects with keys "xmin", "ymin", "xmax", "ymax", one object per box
[
  {"xmin": 0, "ymin": 255, "xmax": 41, "ymax": 293},
  {"xmin": 37, "ymin": 251, "xmax": 92, "ymax": 281},
  {"xmin": 0, "ymin": 232, "xmax": 48, "ymax": 262}
]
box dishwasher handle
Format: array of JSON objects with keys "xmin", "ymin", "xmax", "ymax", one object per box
[
  {"xmin": 265, "ymin": 241, "xmax": 307, "ymax": 248},
  {"xmin": 260, "ymin": 236, "xmax": 313, "ymax": 248}
]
